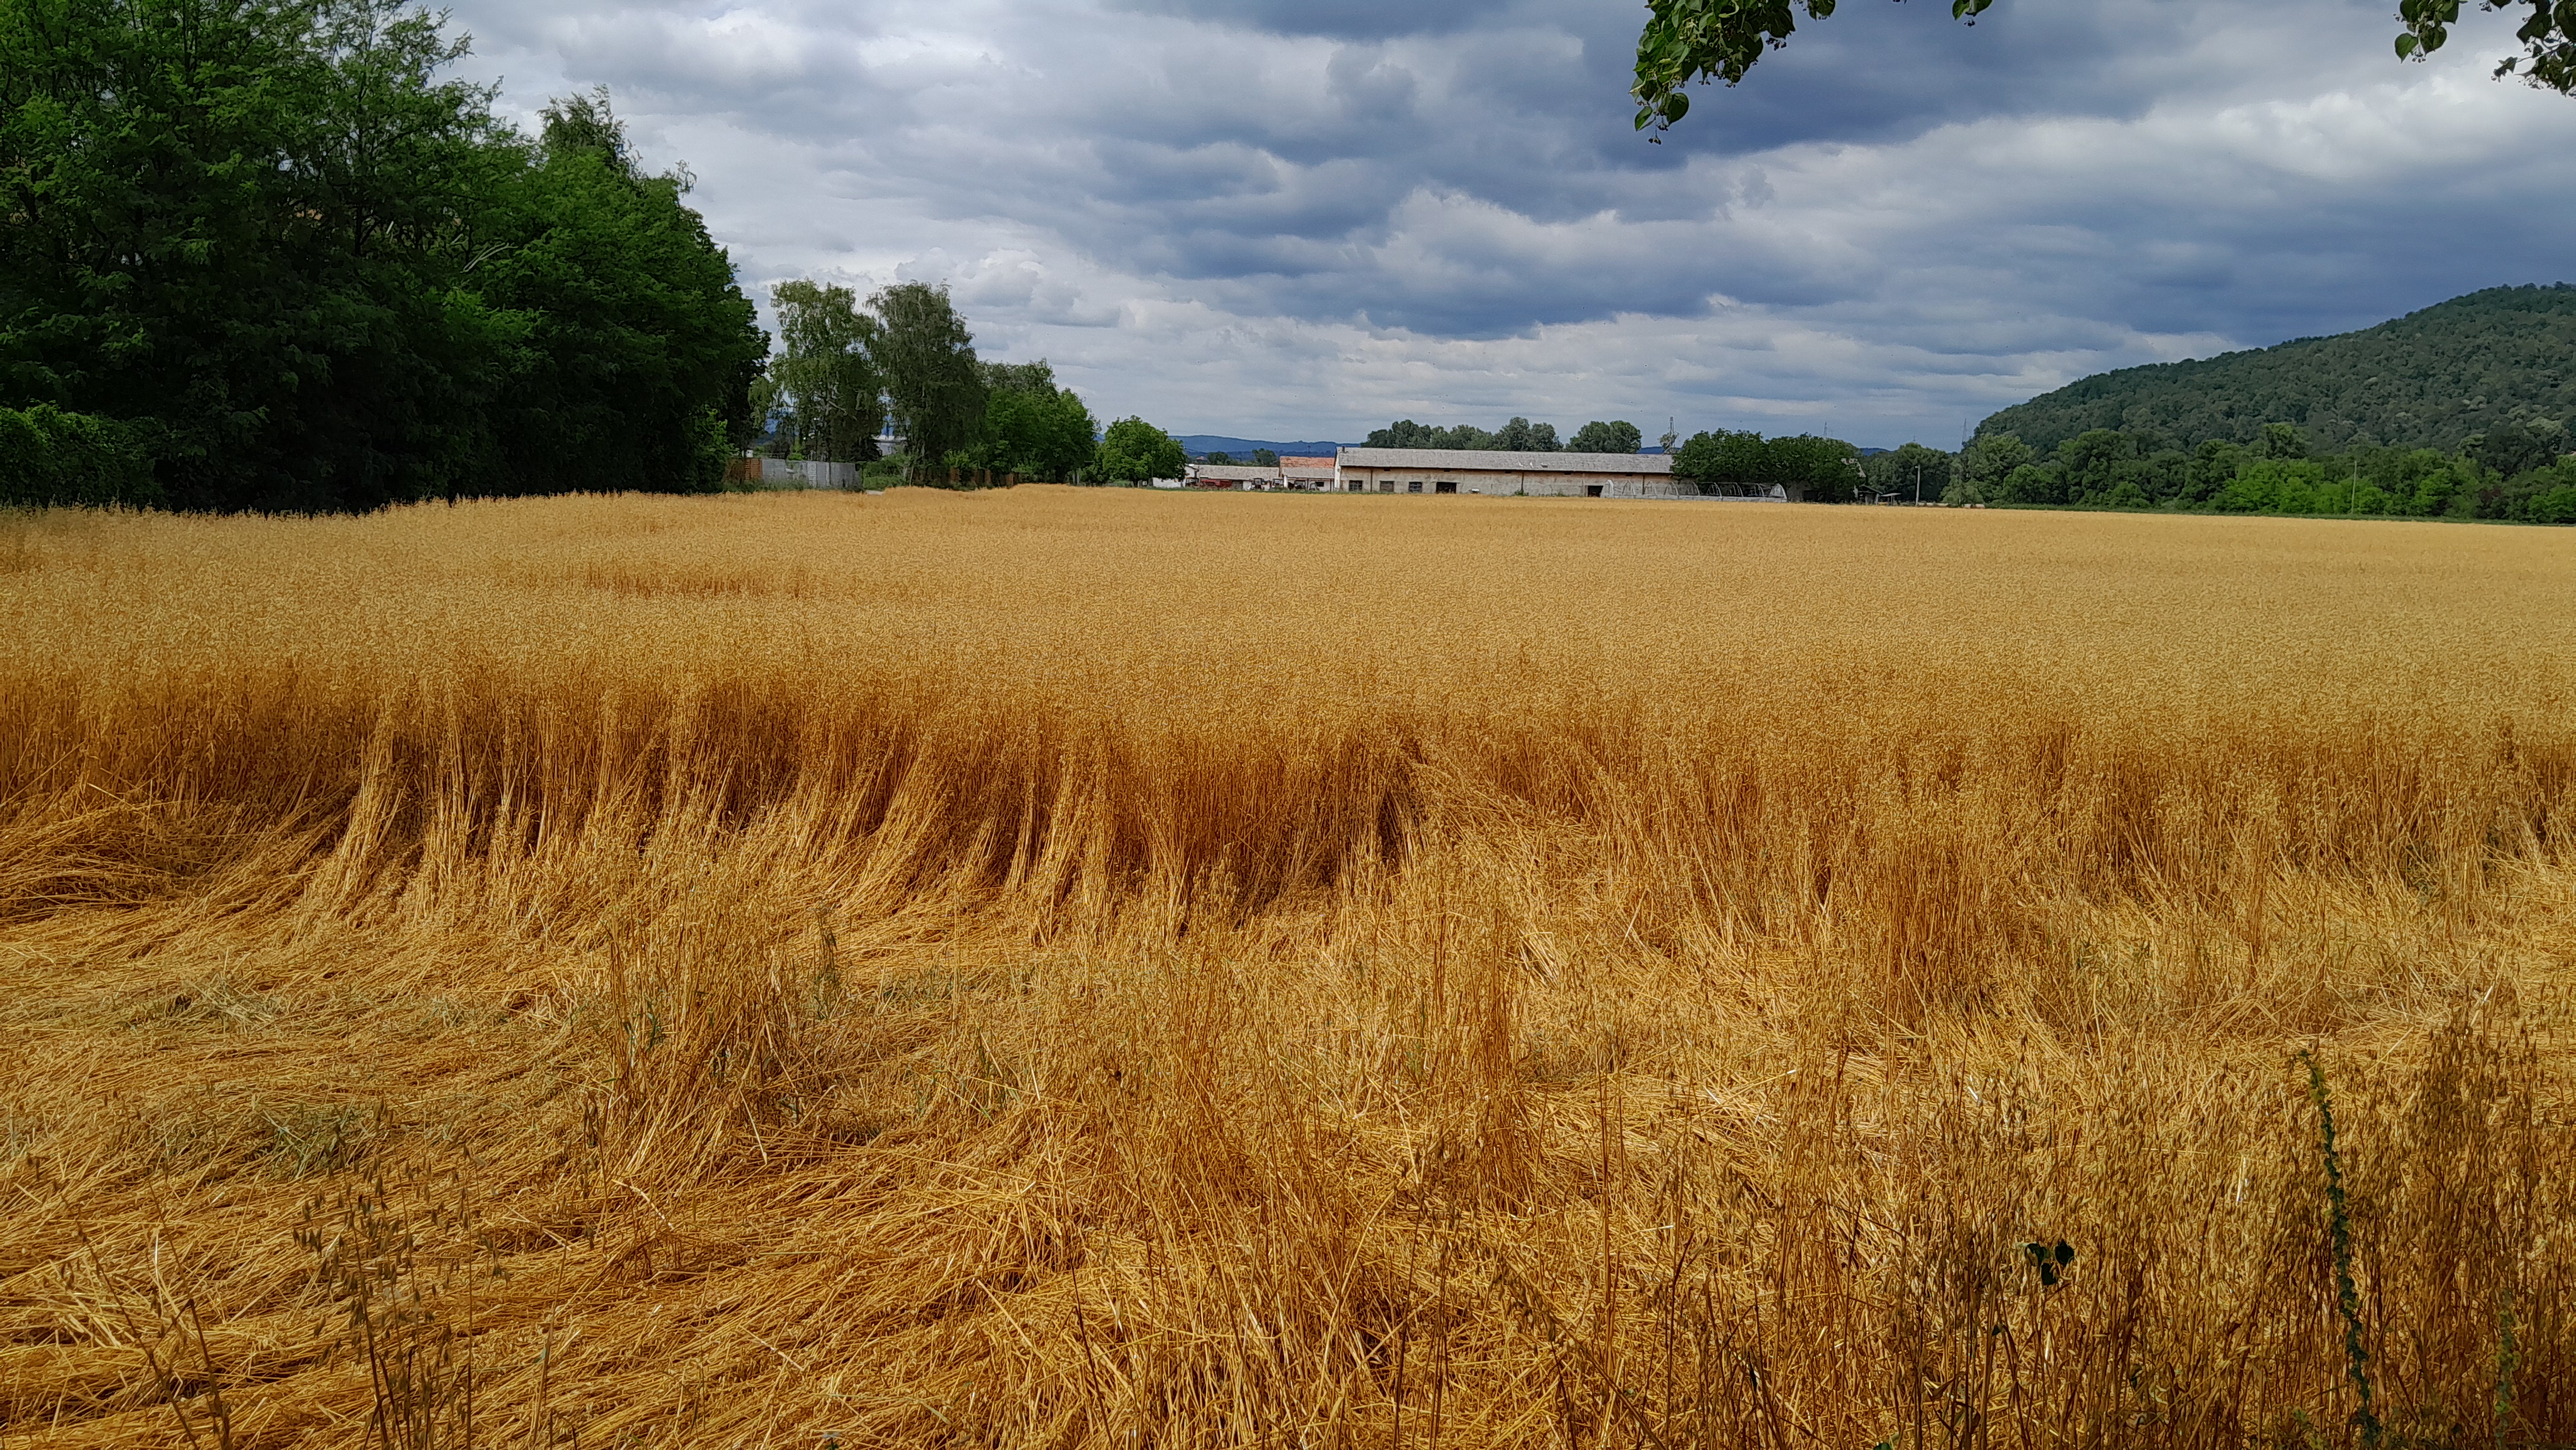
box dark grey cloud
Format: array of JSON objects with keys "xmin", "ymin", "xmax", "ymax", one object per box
[{"xmin": 437, "ymin": 0, "xmax": 2576, "ymax": 446}]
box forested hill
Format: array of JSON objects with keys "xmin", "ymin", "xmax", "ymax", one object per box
[{"xmin": 1976, "ymin": 284, "xmax": 2576, "ymax": 454}]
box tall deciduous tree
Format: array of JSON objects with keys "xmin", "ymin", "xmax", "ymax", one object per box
[
  {"xmin": 3, "ymin": 0, "xmax": 510, "ymax": 509},
  {"xmin": 481, "ymin": 91, "xmax": 763, "ymax": 498},
  {"xmin": 1632, "ymin": 0, "xmax": 2576, "ymax": 135},
  {"xmin": 1568, "ymin": 420, "xmax": 1644, "ymax": 453},
  {"xmin": 1767, "ymin": 433, "xmax": 1863, "ymax": 501},
  {"xmin": 1363, "ymin": 419, "xmax": 1505, "ymax": 449},
  {"xmin": 1863, "ymin": 440, "xmax": 1953, "ymax": 500},
  {"xmin": 1671, "ymin": 428, "xmax": 1861, "ymax": 499},
  {"xmin": 1948, "ymin": 432, "xmax": 2034, "ymax": 503},
  {"xmin": 1094, "ymin": 417, "xmax": 1186, "ymax": 484},
  {"xmin": 770, "ymin": 280, "xmax": 882, "ymax": 463},
  {"xmin": 869, "ymin": 281, "xmax": 982, "ymax": 480},
  {"xmin": 1671, "ymin": 428, "xmax": 1771, "ymax": 490},
  {"xmin": 1494, "ymin": 417, "xmax": 1561, "ymax": 452},
  {"xmin": 969, "ymin": 360, "xmax": 1097, "ymax": 482},
  {"xmin": 0, "ymin": 0, "xmax": 762, "ymax": 510}
]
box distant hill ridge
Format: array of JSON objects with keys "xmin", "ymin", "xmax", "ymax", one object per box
[{"xmin": 1977, "ymin": 284, "xmax": 2576, "ymax": 454}]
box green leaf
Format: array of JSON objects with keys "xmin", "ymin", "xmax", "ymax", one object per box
[
  {"xmin": 2396, "ymin": 32, "xmax": 2420, "ymax": 57},
  {"xmin": 1661, "ymin": 92, "xmax": 1691, "ymax": 123}
]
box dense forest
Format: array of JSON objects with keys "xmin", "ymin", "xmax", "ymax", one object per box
[
  {"xmin": 1979, "ymin": 284, "xmax": 2576, "ymax": 455},
  {"xmin": 1, "ymin": 0, "xmax": 764, "ymax": 512}
]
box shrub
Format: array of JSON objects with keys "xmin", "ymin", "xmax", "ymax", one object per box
[{"xmin": 0, "ymin": 406, "xmax": 162, "ymax": 508}]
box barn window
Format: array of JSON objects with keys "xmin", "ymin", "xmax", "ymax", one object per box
[
  {"xmin": 1407, "ymin": 481, "xmax": 1423, "ymax": 493},
  {"xmin": 1434, "ymin": 481, "xmax": 1457, "ymax": 494},
  {"xmin": 1585, "ymin": 484, "xmax": 1604, "ymax": 498}
]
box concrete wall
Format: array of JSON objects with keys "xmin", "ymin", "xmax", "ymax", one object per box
[{"xmin": 1326, "ymin": 467, "xmax": 1797, "ymax": 501}]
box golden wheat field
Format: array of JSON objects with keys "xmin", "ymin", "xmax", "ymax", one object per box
[{"xmin": 3, "ymin": 486, "xmax": 2574, "ymax": 1449}]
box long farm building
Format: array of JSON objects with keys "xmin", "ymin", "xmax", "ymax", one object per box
[{"xmin": 1181, "ymin": 448, "xmax": 1793, "ymax": 499}]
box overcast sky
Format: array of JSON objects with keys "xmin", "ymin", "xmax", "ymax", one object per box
[{"xmin": 441, "ymin": 0, "xmax": 2576, "ymax": 448}]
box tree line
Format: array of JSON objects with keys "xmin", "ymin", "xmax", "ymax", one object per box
[
  {"xmin": 1532, "ymin": 416, "xmax": 2576, "ymax": 520},
  {"xmin": 754, "ymin": 280, "xmax": 1186, "ymax": 486},
  {"xmin": 1948, "ymin": 420, "xmax": 2576, "ymax": 522},
  {"xmin": 0, "ymin": 0, "xmax": 1202, "ymax": 509},
  {"xmin": 2, "ymin": 0, "xmax": 766, "ymax": 512},
  {"xmin": 759, "ymin": 280, "xmax": 1076, "ymax": 483},
  {"xmin": 1669, "ymin": 430, "xmax": 1875, "ymax": 501},
  {"xmin": 1363, "ymin": 418, "xmax": 1652, "ymax": 454}
]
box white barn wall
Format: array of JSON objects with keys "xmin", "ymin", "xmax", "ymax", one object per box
[{"xmin": 1329, "ymin": 446, "xmax": 1756, "ymax": 500}]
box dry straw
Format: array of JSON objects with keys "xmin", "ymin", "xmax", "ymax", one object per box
[{"xmin": 1, "ymin": 488, "xmax": 2572, "ymax": 1447}]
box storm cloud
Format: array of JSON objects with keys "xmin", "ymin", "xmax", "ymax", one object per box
[{"xmin": 443, "ymin": 0, "xmax": 2576, "ymax": 446}]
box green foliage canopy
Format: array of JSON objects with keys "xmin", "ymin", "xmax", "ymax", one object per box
[
  {"xmin": 1361, "ymin": 417, "xmax": 1578, "ymax": 451},
  {"xmin": 1493, "ymin": 417, "xmax": 1560, "ymax": 452},
  {"xmin": 0, "ymin": 404, "xmax": 159, "ymax": 506},
  {"xmin": 969, "ymin": 361, "xmax": 1097, "ymax": 482},
  {"xmin": 1976, "ymin": 285, "xmax": 2576, "ymax": 457},
  {"xmin": 1094, "ymin": 417, "xmax": 1186, "ymax": 484},
  {"xmin": 1671, "ymin": 428, "xmax": 1862, "ymax": 500},
  {"xmin": 870, "ymin": 282, "xmax": 983, "ymax": 481},
  {"xmin": 1768, "ymin": 433, "xmax": 1864, "ymax": 502},
  {"xmin": 0, "ymin": 0, "xmax": 763, "ymax": 511},
  {"xmin": 1632, "ymin": 0, "xmax": 2576, "ymax": 134},
  {"xmin": 1567, "ymin": 419, "xmax": 1644, "ymax": 453},
  {"xmin": 1953, "ymin": 433, "xmax": 2034, "ymax": 496},
  {"xmin": 769, "ymin": 280, "xmax": 882, "ymax": 464},
  {"xmin": 1364, "ymin": 419, "xmax": 1500, "ymax": 450},
  {"xmin": 1943, "ymin": 419, "xmax": 2573, "ymax": 522},
  {"xmin": 1863, "ymin": 440, "xmax": 1953, "ymax": 500},
  {"xmin": 1671, "ymin": 428, "xmax": 1768, "ymax": 487},
  {"xmin": 481, "ymin": 102, "xmax": 764, "ymax": 498}
]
